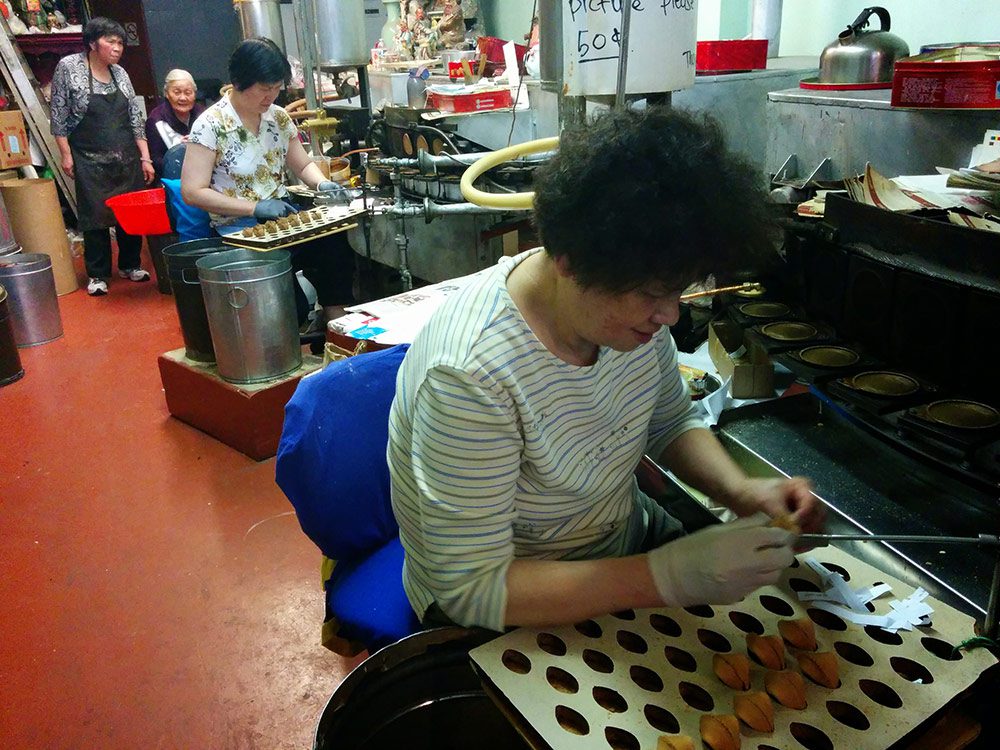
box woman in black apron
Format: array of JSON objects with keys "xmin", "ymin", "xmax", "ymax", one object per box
[{"xmin": 50, "ymin": 17, "xmax": 155, "ymax": 296}]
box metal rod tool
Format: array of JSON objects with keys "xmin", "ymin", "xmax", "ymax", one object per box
[{"xmin": 799, "ymin": 533, "xmax": 1000, "ymax": 546}]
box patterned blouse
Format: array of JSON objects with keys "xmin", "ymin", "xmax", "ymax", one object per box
[
  {"xmin": 49, "ymin": 52, "xmax": 145, "ymax": 139},
  {"xmin": 187, "ymin": 94, "xmax": 297, "ymax": 226}
]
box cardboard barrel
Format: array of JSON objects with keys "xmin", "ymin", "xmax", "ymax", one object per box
[
  {"xmin": 0, "ymin": 191, "xmax": 19, "ymax": 257},
  {"xmin": 0, "ymin": 179, "xmax": 78, "ymax": 295}
]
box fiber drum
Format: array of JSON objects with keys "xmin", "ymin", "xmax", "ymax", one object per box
[
  {"xmin": 0, "ymin": 191, "xmax": 19, "ymax": 257},
  {"xmin": 162, "ymin": 238, "xmax": 231, "ymax": 362},
  {"xmin": 0, "ymin": 284, "xmax": 24, "ymax": 386},
  {"xmin": 0, "ymin": 178, "xmax": 78, "ymax": 295},
  {"xmin": 196, "ymin": 248, "xmax": 300, "ymax": 384},
  {"xmin": 314, "ymin": 627, "xmax": 531, "ymax": 750},
  {"xmin": 0, "ymin": 253, "xmax": 63, "ymax": 347}
]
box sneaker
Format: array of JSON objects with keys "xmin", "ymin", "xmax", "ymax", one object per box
[
  {"xmin": 87, "ymin": 277, "xmax": 108, "ymax": 296},
  {"xmin": 118, "ymin": 268, "xmax": 150, "ymax": 282}
]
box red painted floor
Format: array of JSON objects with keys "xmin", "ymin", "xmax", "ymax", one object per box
[{"xmin": 0, "ymin": 265, "xmax": 364, "ymax": 748}]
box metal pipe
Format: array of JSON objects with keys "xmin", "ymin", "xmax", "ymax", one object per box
[
  {"xmin": 416, "ymin": 150, "xmax": 556, "ymax": 173},
  {"xmin": 751, "ymin": 0, "xmax": 784, "ymax": 59},
  {"xmin": 614, "ymin": 0, "xmax": 633, "ymax": 110},
  {"xmin": 292, "ymin": 0, "xmax": 318, "ymax": 111},
  {"xmin": 388, "ymin": 198, "xmax": 511, "ymax": 218},
  {"xmin": 370, "ymin": 151, "xmax": 556, "ymax": 179},
  {"xmin": 537, "ymin": 0, "xmax": 563, "ymax": 90}
]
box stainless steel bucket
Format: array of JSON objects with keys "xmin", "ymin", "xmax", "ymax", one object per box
[
  {"xmin": 0, "ymin": 284, "xmax": 25, "ymax": 386},
  {"xmin": 163, "ymin": 238, "xmax": 231, "ymax": 363},
  {"xmin": 0, "ymin": 253, "xmax": 63, "ymax": 347},
  {"xmin": 196, "ymin": 248, "xmax": 301, "ymax": 384}
]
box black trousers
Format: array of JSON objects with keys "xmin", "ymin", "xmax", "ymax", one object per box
[
  {"xmin": 83, "ymin": 224, "xmax": 143, "ymax": 279},
  {"xmin": 290, "ymin": 232, "xmax": 355, "ymax": 322}
]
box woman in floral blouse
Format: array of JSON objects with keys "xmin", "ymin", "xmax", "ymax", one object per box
[{"xmin": 181, "ymin": 37, "xmax": 355, "ymax": 325}]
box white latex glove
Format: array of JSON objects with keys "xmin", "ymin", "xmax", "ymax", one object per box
[{"xmin": 647, "ymin": 513, "xmax": 794, "ymax": 607}]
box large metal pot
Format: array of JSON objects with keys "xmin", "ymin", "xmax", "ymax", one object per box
[
  {"xmin": 314, "ymin": 628, "xmax": 530, "ymax": 750},
  {"xmin": 313, "ymin": 0, "xmax": 368, "ymax": 66},
  {"xmin": 233, "ymin": 0, "xmax": 285, "ymax": 52},
  {"xmin": 819, "ymin": 7, "xmax": 910, "ymax": 84}
]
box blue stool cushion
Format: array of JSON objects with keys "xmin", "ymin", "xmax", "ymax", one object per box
[
  {"xmin": 325, "ymin": 536, "xmax": 421, "ymax": 649},
  {"xmin": 276, "ymin": 344, "xmax": 409, "ymax": 561},
  {"xmin": 161, "ymin": 178, "xmax": 213, "ymax": 242}
]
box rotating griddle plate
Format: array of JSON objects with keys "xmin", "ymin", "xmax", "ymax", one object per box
[
  {"xmin": 734, "ymin": 284, "xmax": 766, "ymax": 298},
  {"xmin": 798, "ymin": 345, "xmax": 861, "ymax": 368},
  {"xmin": 916, "ymin": 399, "xmax": 1000, "ymax": 430},
  {"xmin": 760, "ymin": 320, "xmax": 818, "ymax": 341},
  {"xmin": 738, "ymin": 301, "xmax": 790, "ymax": 319},
  {"xmin": 843, "ymin": 371, "xmax": 920, "ymax": 397}
]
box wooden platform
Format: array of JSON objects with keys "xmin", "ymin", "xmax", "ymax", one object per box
[{"xmin": 158, "ymin": 347, "xmax": 323, "ymax": 460}]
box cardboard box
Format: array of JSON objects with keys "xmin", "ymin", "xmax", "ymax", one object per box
[
  {"xmin": 708, "ymin": 321, "xmax": 774, "ymax": 399},
  {"xmin": 158, "ymin": 348, "xmax": 323, "ymax": 460},
  {"xmin": 891, "ymin": 47, "xmax": 1000, "ymax": 109},
  {"xmin": 426, "ymin": 86, "xmax": 513, "ymax": 113},
  {"xmin": 696, "ymin": 40, "xmax": 768, "ymax": 73},
  {"xmin": 0, "ymin": 110, "xmax": 31, "ymax": 169},
  {"xmin": 367, "ymin": 69, "xmax": 409, "ymax": 106}
]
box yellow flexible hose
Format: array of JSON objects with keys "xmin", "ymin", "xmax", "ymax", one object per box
[{"xmin": 459, "ymin": 136, "xmax": 560, "ymax": 210}]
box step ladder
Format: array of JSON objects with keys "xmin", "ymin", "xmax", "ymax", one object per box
[{"xmin": 0, "ymin": 15, "xmax": 77, "ymax": 217}]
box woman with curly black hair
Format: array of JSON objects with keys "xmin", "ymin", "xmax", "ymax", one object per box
[{"xmin": 388, "ymin": 107, "xmax": 825, "ymax": 631}]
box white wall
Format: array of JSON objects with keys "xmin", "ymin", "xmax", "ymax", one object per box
[
  {"xmin": 777, "ymin": 1, "xmax": 1000, "ymax": 57},
  {"xmin": 698, "ymin": 0, "xmax": 723, "ymax": 40},
  {"xmin": 483, "ymin": 0, "xmax": 727, "ymax": 42},
  {"xmin": 480, "ymin": 0, "xmax": 536, "ymax": 43},
  {"xmin": 479, "ymin": 1, "xmax": 1000, "ymax": 57}
]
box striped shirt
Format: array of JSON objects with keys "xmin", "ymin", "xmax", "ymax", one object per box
[{"xmin": 387, "ymin": 249, "xmax": 704, "ymax": 630}]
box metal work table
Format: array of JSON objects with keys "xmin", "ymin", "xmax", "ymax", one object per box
[
  {"xmin": 766, "ymin": 86, "xmax": 1000, "ymax": 178},
  {"xmin": 673, "ymin": 58, "xmax": 816, "ymax": 173},
  {"xmin": 714, "ymin": 391, "xmax": 998, "ymax": 621}
]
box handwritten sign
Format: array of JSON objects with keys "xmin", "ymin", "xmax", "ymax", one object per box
[{"xmin": 562, "ymin": 0, "xmax": 697, "ymax": 97}]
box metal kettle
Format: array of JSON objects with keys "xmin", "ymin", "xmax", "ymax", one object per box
[{"xmin": 819, "ymin": 7, "xmax": 910, "ymax": 84}]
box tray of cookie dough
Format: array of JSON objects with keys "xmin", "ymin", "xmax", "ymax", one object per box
[{"xmin": 220, "ymin": 205, "xmax": 366, "ymax": 251}]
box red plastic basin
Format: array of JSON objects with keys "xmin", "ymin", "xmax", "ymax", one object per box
[{"xmin": 105, "ymin": 188, "xmax": 172, "ymax": 235}]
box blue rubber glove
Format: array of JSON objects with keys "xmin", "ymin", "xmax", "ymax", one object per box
[
  {"xmin": 316, "ymin": 180, "xmax": 352, "ymax": 205},
  {"xmin": 253, "ymin": 199, "xmax": 299, "ymax": 221}
]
